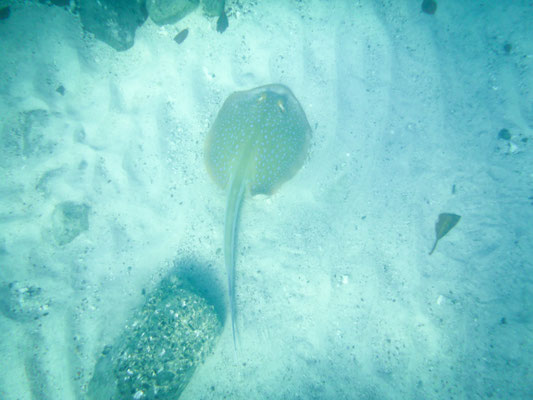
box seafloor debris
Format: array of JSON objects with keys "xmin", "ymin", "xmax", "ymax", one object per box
[
  {"xmin": 503, "ymin": 42, "xmax": 512, "ymax": 54},
  {"xmin": 56, "ymin": 85, "xmax": 66, "ymax": 95},
  {"xmin": 429, "ymin": 213, "xmax": 461, "ymax": 255},
  {"xmin": 498, "ymin": 128, "xmax": 511, "ymax": 140},
  {"xmin": 216, "ymin": 8, "xmax": 228, "ymax": 33},
  {"xmin": 174, "ymin": 28, "xmax": 189, "ymax": 44}
]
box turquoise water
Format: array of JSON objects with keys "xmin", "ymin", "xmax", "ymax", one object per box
[{"xmin": 0, "ymin": 1, "xmax": 532, "ymax": 399}]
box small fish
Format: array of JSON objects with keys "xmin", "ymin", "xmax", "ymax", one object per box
[
  {"xmin": 174, "ymin": 28, "xmax": 189, "ymax": 44},
  {"xmin": 217, "ymin": 9, "xmax": 228, "ymax": 33},
  {"xmin": 429, "ymin": 213, "xmax": 461, "ymax": 255}
]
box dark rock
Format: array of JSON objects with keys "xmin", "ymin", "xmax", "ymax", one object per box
[
  {"xmin": 50, "ymin": 0, "xmax": 70, "ymax": 6},
  {"xmin": 216, "ymin": 9, "xmax": 227, "ymax": 33},
  {"xmin": 56, "ymin": 85, "xmax": 66, "ymax": 95},
  {"xmin": 146, "ymin": 0, "xmax": 199, "ymax": 26},
  {"xmin": 421, "ymin": 0, "xmax": 437, "ymax": 15},
  {"xmin": 174, "ymin": 28, "xmax": 189, "ymax": 44},
  {"xmin": 498, "ymin": 128, "xmax": 511, "ymax": 140},
  {"xmin": 503, "ymin": 43, "xmax": 512, "ymax": 54},
  {"xmin": 78, "ymin": 0, "xmax": 148, "ymax": 51},
  {"xmin": 0, "ymin": 6, "xmax": 9, "ymax": 20},
  {"xmin": 202, "ymin": 0, "xmax": 224, "ymax": 17}
]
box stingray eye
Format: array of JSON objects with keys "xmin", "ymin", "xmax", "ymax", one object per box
[
  {"xmin": 277, "ymin": 99, "xmax": 285, "ymax": 113},
  {"xmin": 258, "ymin": 93, "xmax": 267, "ymax": 103}
]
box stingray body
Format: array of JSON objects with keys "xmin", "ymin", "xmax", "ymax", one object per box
[{"xmin": 205, "ymin": 84, "xmax": 311, "ymax": 346}]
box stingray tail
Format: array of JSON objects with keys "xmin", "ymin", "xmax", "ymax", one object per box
[
  {"xmin": 224, "ymin": 171, "xmax": 246, "ymax": 349},
  {"xmin": 429, "ymin": 239, "xmax": 438, "ymax": 255}
]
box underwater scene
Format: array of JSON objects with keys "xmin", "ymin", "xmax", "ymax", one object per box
[{"xmin": 0, "ymin": 0, "xmax": 532, "ymax": 399}]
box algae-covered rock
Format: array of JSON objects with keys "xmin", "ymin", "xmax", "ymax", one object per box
[
  {"xmin": 78, "ymin": 0, "xmax": 147, "ymax": 51},
  {"xmin": 202, "ymin": 0, "xmax": 224, "ymax": 17},
  {"xmin": 51, "ymin": 201, "xmax": 90, "ymax": 246},
  {"xmin": 0, "ymin": 5, "xmax": 9, "ymax": 20},
  {"xmin": 146, "ymin": 0, "xmax": 199, "ymax": 25},
  {"xmin": 87, "ymin": 273, "xmax": 222, "ymax": 400}
]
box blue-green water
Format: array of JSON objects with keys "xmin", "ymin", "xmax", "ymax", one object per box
[{"xmin": 0, "ymin": 1, "xmax": 532, "ymax": 399}]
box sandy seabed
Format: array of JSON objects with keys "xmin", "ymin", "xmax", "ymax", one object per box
[{"xmin": 0, "ymin": 1, "xmax": 532, "ymax": 399}]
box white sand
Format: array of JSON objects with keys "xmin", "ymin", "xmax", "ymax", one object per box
[{"xmin": 0, "ymin": 1, "xmax": 532, "ymax": 399}]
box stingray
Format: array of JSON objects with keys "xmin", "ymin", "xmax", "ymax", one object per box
[
  {"xmin": 429, "ymin": 213, "xmax": 461, "ymax": 255},
  {"xmin": 205, "ymin": 84, "xmax": 311, "ymax": 347}
]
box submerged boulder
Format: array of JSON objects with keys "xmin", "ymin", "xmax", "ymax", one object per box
[
  {"xmin": 87, "ymin": 272, "xmax": 222, "ymax": 400},
  {"xmin": 146, "ymin": 0, "xmax": 199, "ymax": 25},
  {"xmin": 78, "ymin": 0, "xmax": 147, "ymax": 51},
  {"xmin": 0, "ymin": 281, "xmax": 51, "ymax": 322},
  {"xmin": 0, "ymin": 5, "xmax": 9, "ymax": 20},
  {"xmin": 202, "ymin": 0, "xmax": 224, "ymax": 17}
]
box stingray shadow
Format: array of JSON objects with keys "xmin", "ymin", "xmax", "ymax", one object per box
[{"xmin": 171, "ymin": 257, "xmax": 226, "ymax": 325}]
